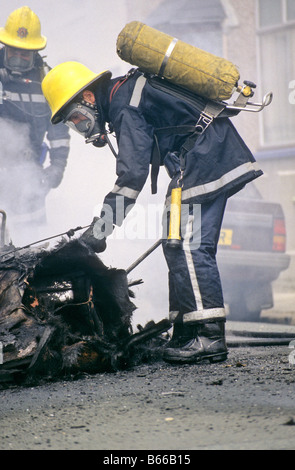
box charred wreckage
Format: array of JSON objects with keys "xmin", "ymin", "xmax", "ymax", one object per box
[{"xmin": 0, "ymin": 213, "xmax": 171, "ymax": 387}]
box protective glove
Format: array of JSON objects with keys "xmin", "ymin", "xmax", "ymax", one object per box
[
  {"xmin": 0, "ymin": 68, "xmax": 10, "ymax": 85},
  {"xmin": 43, "ymin": 164, "xmax": 65, "ymax": 190},
  {"xmin": 79, "ymin": 217, "xmax": 107, "ymax": 253}
]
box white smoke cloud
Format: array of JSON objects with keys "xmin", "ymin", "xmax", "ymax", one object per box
[
  {"xmin": 0, "ymin": 0, "xmax": 170, "ymax": 327},
  {"xmin": 0, "ymin": 117, "xmax": 32, "ymax": 165},
  {"xmin": 0, "ymin": 117, "xmax": 48, "ymax": 245}
]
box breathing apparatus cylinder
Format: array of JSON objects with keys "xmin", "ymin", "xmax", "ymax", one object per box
[
  {"xmin": 167, "ymin": 187, "xmax": 182, "ymax": 248},
  {"xmin": 116, "ymin": 21, "xmax": 240, "ymax": 101}
]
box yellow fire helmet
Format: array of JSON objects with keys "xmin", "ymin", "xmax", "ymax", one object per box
[
  {"xmin": 42, "ymin": 61, "xmax": 112, "ymax": 124},
  {"xmin": 0, "ymin": 6, "xmax": 47, "ymax": 51}
]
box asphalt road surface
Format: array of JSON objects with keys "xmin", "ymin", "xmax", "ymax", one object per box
[{"xmin": 1, "ymin": 323, "xmax": 295, "ymax": 451}]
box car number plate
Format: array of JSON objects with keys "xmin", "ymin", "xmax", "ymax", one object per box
[{"xmin": 218, "ymin": 228, "xmax": 233, "ymax": 246}]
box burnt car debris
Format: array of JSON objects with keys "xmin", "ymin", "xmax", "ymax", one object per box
[{"xmin": 0, "ymin": 232, "xmax": 171, "ymax": 388}]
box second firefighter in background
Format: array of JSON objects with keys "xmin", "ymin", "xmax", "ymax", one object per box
[{"xmin": 0, "ymin": 7, "xmax": 70, "ymax": 242}]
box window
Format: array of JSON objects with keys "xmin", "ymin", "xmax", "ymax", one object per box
[
  {"xmin": 258, "ymin": 0, "xmax": 282, "ymax": 27},
  {"xmin": 257, "ymin": 0, "xmax": 295, "ymax": 146},
  {"xmin": 287, "ymin": 0, "xmax": 295, "ymax": 21}
]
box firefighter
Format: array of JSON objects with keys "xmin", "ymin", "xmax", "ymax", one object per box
[
  {"xmin": 42, "ymin": 61, "xmax": 263, "ymax": 365},
  {"xmin": 0, "ymin": 7, "xmax": 70, "ymax": 239}
]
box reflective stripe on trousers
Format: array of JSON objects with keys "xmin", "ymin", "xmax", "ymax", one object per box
[{"xmin": 162, "ymin": 192, "xmax": 228, "ymax": 323}]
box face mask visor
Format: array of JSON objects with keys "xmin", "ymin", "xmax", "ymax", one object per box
[
  {"xmin": 62, "ymin": 103, "xmax": 96, "ymax": 138},
  {"xmin": 4, "ymin": 47, "xmax": 35, "ymax": 73},
  {"xmin": 62, "ymin": 102, "xmax": 108, "ymax": 147}
]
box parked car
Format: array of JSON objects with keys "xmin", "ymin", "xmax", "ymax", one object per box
[{"xmin": 217, "ymin": 183, "xmax": 290, "ymax": 322}]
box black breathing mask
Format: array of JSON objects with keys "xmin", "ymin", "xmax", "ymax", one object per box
[
  {"xmin": 62, "ymin": 100, "xmax": 107, "ymax": 148},
  {"xmin": 4, "ymin": 47, "xmax": 35, "ymax": 74}
]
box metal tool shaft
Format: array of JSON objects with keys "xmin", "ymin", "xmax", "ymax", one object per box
[{"xmin": 126, "ymin": 239, "xmax": 162, "ymax": 274}]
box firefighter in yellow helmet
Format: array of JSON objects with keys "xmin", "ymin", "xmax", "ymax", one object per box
[
  {"xmin": 42, "ymin": 60, "xmax": 265, "ymax": 365},
  {"xmin": 0, "ymin": 7, "xmax": 70, "ymax": 244}
]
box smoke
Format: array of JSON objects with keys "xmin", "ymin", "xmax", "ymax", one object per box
[
  {"xmin": 0, "ymin": 117, "xmax": 32, "ymax": 165},
  {"xmin": 0, "ymin": 117, "xmax": 48, "ymax": 246}
]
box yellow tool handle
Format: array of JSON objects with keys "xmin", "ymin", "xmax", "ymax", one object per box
[{"xmin": 168, "ymin": 187, "xmax": 182, "ymax": 247}]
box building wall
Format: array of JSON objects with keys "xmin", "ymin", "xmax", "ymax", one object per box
[
  {"xmin": 223, "ymin": 0, "xmax": 295, "ymax": 286},
  {"xmin": 222, "ymin": 0, "xmax": 260, "ymax": 150}
]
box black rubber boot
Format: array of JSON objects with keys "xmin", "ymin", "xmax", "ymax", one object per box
[
  {"xmin": 165, "ymin": 322, "xmax": 196, "ymax": 348},
  {"xmin": 163, "ymin": 319, "xmax": 228, "ymax": 364}
]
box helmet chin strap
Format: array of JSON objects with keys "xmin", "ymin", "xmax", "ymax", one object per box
[
  {"xmin": 82, "ymin": 102, "xmax": 117, "ymax": 155},
  {"xmin": 81, "ymin": 100, "xmax": 107, "ymax": 146}
]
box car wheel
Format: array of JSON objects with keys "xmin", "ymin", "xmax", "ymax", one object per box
[{"xmin": 228, "ymin": 302, "xmax": 261, "ymax": 322}]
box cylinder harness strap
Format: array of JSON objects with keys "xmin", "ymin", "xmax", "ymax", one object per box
[
  {"xmin": 109, "ymin": 76, "xmax": 129, "ymax": 103},
  {"xmin": 151, "ymin": 100, "xmax": 226, "ymax": 194},
  {"xmin": 109, "ymin": 68, "xmax": 137, "ymax": 103}
]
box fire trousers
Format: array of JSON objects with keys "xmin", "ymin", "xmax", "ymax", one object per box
[{"xmin": 162, "ymin": 192, "xmax": 228, "ymax": 324}]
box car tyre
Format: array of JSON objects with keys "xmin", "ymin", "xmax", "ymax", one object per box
[{"xmin": 228, "ymin": 301, "xmax": 261, "ymax": 322}]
